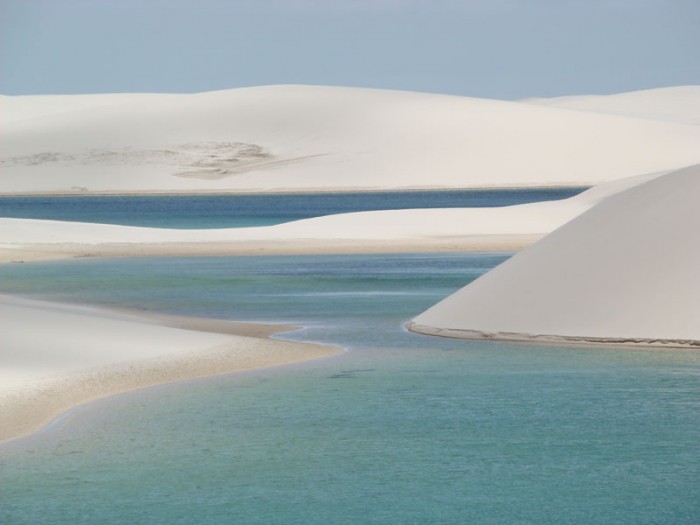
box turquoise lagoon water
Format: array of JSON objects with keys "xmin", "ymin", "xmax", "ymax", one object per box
[
  {"xmin": 0, "ymin": 188, "xmax": 586, "ymax": 229},
  {"xmin": 0, "ymin": 254, "xmax": 698, "ymax": 524}
]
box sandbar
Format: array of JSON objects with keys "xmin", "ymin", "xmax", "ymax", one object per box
[{"xmin": 0, "ymin": 294, "xmax": 340, "ymax": 444}]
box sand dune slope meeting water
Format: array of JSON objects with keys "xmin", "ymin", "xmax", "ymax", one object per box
[{"xmin": 409, "ymin": 165, "xmax": 700, "ymax": 347}]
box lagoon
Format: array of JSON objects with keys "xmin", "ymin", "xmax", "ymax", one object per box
[
  {"xmin": 1, "ymin": 253, "xmax": 698, "ymax": 524},
  {"xmin": 0, "ymin": 187, "xmax": 586, "ymax": 228}
]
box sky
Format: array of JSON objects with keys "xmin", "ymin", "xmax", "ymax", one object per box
[{"xmin": 0, "ymin": 0, "xmax": 698, "ymax": 99}]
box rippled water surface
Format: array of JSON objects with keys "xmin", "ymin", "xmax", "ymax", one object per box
[{"xmin": 1, "ymin": 254, "xmax": 698, "ymax": 524}]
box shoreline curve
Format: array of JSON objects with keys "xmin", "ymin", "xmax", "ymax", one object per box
[
  {"xmin": 0, "ymin": 296, "xmax": 341, "ymax": 445},
  {"xmin": 407, "ymin": 322, "xmax": 700, "ymax": 350}
]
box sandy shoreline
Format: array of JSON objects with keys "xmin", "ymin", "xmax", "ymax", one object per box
[
  {"xmin": 0, "ymin": 170, "xmax": 665, "ymax": 265},
  {"xmin": 0, "ymin": 235, "xmax": 538, "ymax": 264},
  {"xmin": 3, "ymin": 84, "xmax": 698, "ymax": 446},
  {"xmin": 0, "ymin": 296, "xmax": 340, "ymax": 444},
  {"xmin": 0, "ymin": 183, "xmax": 590, "ymax": 197},
  {"xmin": 408, "ymin": 165, "xmax": 700, "ymax": 348},
  {"xmin": 0, "ymin": 234, "xmax": 522, "ymax": 444},
  {"xmin": 407, "ymin": 323, "xmax": 700, "ymax": 350}
]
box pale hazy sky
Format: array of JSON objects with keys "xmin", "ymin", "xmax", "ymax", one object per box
[{"xmin": 1, "ymin": 0, "xmax": 698, "ymax": 99}]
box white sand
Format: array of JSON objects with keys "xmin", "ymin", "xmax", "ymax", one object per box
[
  {"xmin": 2, "ymin": 85, "xmax": 699, "ymax": 194},
  {"xmin": 0, "ymin": 93, "xmax": 177, "ymax": 124},
  {"xmin": 0, "ymin": 171, "xmax": 663, "ymax": 263},
  {"xmin": 3, "ymin": 84, "xmax": 698, "ymax": 445},
  {"xmin": 523, "ymin": 85, "xmax": 700, "ymax": 125},
  {"xmin": 408, "ymin": 165, "xmax": 700, "ymax": 347},
  {"xmin": 0, "ymin": 294, "xmax": 338, "ymax": 443}
]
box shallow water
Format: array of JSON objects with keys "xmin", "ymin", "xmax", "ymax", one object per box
[
  {"xmin": 0, "ymin": 187, "xmax": 586, "ymax": 228},
  {"xmin": 1, "ymin": 254, "xmax": 698, "ymax": 524}
]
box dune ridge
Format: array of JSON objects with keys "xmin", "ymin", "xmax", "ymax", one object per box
[
  {"xmin": 523, "ymin": 85, "xmax": 700, "ymax": 125},
  {"xmin": 2, "ymin": 85, "xmax": 699, "ymax": 194}
]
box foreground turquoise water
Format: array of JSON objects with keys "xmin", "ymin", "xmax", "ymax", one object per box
[{"xmin": 1, "ymin": 254, "xmax": 698, "ymax": 524}]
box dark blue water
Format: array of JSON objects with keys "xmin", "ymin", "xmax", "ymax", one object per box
[
  {"xmin": 1, "ymin": 254, "xmax": 698, "ymax": 524},
  {"xmin": 0, "ymin": 188, "xmax": 586, "ymax": 228}
]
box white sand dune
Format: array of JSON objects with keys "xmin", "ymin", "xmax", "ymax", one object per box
[
  {"xmin": 2, "ymin": 85, "xmax": 698, "ymax": 446},
  {"xmin": 0, "ymin": 93, "xmax": 176, "ymax": 125},
  {"xmin": 0, "ymin": 294, "xmax": 337, "ymax": 442},
  {"xmin": 523, "ymin": 86, "xmax": 700, "ymax": 125},
  {"xmin": 2, "ymin": 85, "xmax": 699, "ymax": 194},
  {"xmin": 0, "ymin": 171, "xmax": 662, "ymax": 262},
  {"xmin": 408, "ymin": 164, "xmax": 700, "ymax": 347}
]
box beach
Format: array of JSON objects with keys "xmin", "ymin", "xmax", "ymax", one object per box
[
  {"xmin": 2, "ymin": 84, "xmax": 699, "ymax": 443},
  {"xmin": 3, "ymin": 0, "xmax": 700, "ymax": 518},
  {"xmin": 2, "ymin": 250, "xmax": 698, "ymax": 525},
  {"xmin": 0, "ymin": 169, "xmax": 662, "ymax": 264},
  {"xmin": 0, "ymin": 294, "xmax": 338, "ymax": 443}
]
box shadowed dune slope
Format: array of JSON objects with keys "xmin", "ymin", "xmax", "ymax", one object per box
[{"xmin": 409, "ymin": 164, "xmax": 700, "ymax": 347}]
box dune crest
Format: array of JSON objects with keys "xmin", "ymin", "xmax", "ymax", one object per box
[
  {"xmin": 2, "ymin": 85, "xmax": 700, "ymax": 194},
  {"xmin": 523, "ymin": 85, "xmax": 700, "ymax": 125}
]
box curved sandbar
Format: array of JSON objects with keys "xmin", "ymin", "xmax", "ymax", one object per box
[
  {"xmin": 0, "ymin": 171, "xmax": 661, "ymax": 264},
  {"xmin": 0, "ymin": 295, "xmax": 340, "ymax": 444}
]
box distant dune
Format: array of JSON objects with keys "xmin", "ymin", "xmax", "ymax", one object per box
[
  {"xmin": 523, "ymin": 86, "xmax": 700, "ymax": 125},
  {"xmin": 2, "ymin": 85, "xmax": 699, "ymax": 194},
  {"xmin": 409, "ymin": 164, "xmax": 700, "ymax": 348}
]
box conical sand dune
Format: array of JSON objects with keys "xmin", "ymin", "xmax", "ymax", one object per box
[{"xmin": 409, "ymin": 164, "xmax": 700, "ymax": 347}]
